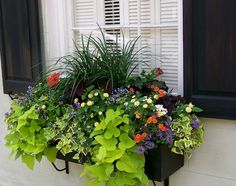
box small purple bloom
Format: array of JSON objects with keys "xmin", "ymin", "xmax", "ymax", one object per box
[
  {"xmin": 192, "ymin": 119, "xmax": 199, "ymax": 129},
  {"xmin": 157, "ymin": 131, "xmax": 163, "ymax": 139},
  {"xmin": 166, "ymin": 135, "xmax": 173, "ymax": 144},
  {"xmin": 5, "ymin": 112, "xmax": 9, "ymax": 117},
  {"xmin": 146, "ymin": 134, "xmax": 152, "ymax": 141},
  {"xmin": 144, "ymin": 141, "xmax": 155, "ymax": 150},
  {"xmin": 26, "ymin": 85, "xmax": 32, "ymax": 96},
  {"xmin": 136, "ymin": 146, "xmax": 145, "ymax": 154},
  {"xmin": 165, "ymin": 128, "xmax": 173, "ymax": 136},
  {"xmin": 73, "ymin": 102, "xmax": 80, "ymax": 109},
  {"xmin": 164, "ymin": 119, "xmax": 172, "ymax": 127}
]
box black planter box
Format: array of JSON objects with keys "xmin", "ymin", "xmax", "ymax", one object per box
[{"xmin": 144, "ymin": 145, "xmax": 184, "ymax": 181}]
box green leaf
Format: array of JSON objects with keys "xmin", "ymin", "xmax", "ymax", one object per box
[
  {"xmin": 44, "ymin": 147, "xmax": 58, "ymax": 162},
  {"xmin": 95, "ymin": 136, "xmax": 117, "ymax": 151},
  {"xmin": 118, "ymin": 133, "xmax": 135, "ymax": 150},
  {"xmin": 36, "ymin": 153, "xmax": 43, "ymax": 163},
  {"xmin": 22, "ymin": 154, "xmax": 35, "ymax": 170},
  {"xmin": 104, "ymin": 150, "xmax": 124, "ymax": 163},
  {"xmin": 104, "ymin": 127, "xmax": 120, "ymax": 139},
  {"xmin": 192, "ymin": 107, "xmax": 203, "ymax": 112},
  {"xmin": 96, "ymin": 146, "xmax": 106, "ymax": 161}
]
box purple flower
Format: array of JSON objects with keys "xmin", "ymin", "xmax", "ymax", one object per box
[
  {"xmin": 73, "ymin": 102, "xmax": 80, "ymax": 109},
  {"xmin": 192, "ymin": 119, "xmax": 199, "ymax": 129},
  {"xmin": 166, "ymin": 135, "xmax": 173, "ymax": 144},
  {"xmin": 146, "ymin": 134, "xmax": 152, "ymax": 141},
  {"xmin": 144, "ymin": 141, "xmax": 155, "ymax": 150},
  {"xmin": 26, "ymin": 85, "xmax": 32, "ymax": 96},
  {"xmin": 164, "ymin": 119, "xmax": 172, "ymax": 127},
  {"xmin": 5, "ymin": 112, "xmax": 9, "ymax": 117},
  {"xmin": 157, "ymin": 131, "xmax": 163, "ymax": 139},
  {"xmin": 136, "ymin": 146, "xmax": 145, "ymax": 154}
]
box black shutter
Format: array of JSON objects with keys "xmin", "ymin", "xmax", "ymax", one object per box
[
  {"xmin": 0, "ymin": 0, "xmax": 41, "ymax": 94},
  {"xmin": 184, "ymin": 0, "xmax": 236, "ymax": 119}
]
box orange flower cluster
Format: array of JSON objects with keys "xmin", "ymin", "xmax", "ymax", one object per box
[
  {"xmin": 147, "ymin": 115, "xmax": 158, "ymax": 124},
  {"xmin": 150, "ymin": 85, "xmax": 159, "ymax": 92},
  {"xmin": 150, "ymin": 85, "xmax": 166, "ymax": 97},
  {"xmin": 158, "ymin": 123, "xmax": 167, "ymax": 132},
  {"xmin": 47, "ymin": 72, "xmax": 60, "ymax": 88},
  {"xmin": 134, "ymin": 132, "xmax": 147, "ymax": 143}
]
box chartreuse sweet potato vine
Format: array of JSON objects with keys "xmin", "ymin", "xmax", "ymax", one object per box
[
  {"xmin": 81, "ymin": 108, "xmax": 148, "ymax": 186},
  {"xmin": 5, "ymin": 102, "xmax": 57, "ymax": 169}
]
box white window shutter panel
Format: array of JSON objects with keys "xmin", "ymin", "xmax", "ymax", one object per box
[
  {"xmin": 73, "ymin": 0, "xmax": 102, "ymax": 43},
  {"xmin": 160, "ymin": 0, "xmax": 178, "ymax": 92},
  {"xmin": 127, "ymin": 0, "xmax": 155, "ymax": 74}
]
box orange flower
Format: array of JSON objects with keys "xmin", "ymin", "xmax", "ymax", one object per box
[
  {"xmin": 158, "ymin": 124, "xmax": 167, "ymax": 132},
  {"xmin": 134, "ymin": 134, "xmax": 142, "ymax": 143},
  {"xmin": 154, "ymin": 86, "xmax": 160, "ymax": 92},
  {"xmin": 147, "ymin": 116, "xmax": 158, "ymax": 124},
  {"xmin": 47, "ymin": 72, "xmax": 60, "ymax": 88},
  {"xmin": 150, "ymin": 85, "xmax": 155, "ymax": 89},
  {"xmin": 159, "ymin": 89, "xmax": 166, "ymax": 97},
  {"xmin": 141, "ymin": 132, "xmax": 147, "ymax": 139}
]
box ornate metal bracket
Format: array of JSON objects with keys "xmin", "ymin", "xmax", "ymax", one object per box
[{"xmin": 52, "ymin": 160, "xmax": 69, "ymax": 174}]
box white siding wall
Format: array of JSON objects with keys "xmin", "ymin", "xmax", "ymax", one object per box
[{"xmin": 0, "ymin": 0, "xmax": 235, "ymax": 186}]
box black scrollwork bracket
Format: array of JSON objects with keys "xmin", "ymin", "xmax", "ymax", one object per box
[{"xmin": 52, "ymin": 161, "xmax": 69, "ymax": 174}]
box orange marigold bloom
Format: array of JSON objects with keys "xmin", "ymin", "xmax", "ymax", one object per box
[
  {"xmin": 134, "ymin": 134, "xmax": 142, "ymax": 143},
  {"xmin": 159, "ymin": 89, "xmax": 166, "ymax": 97},
  {"xmin": 158, "ymin": 124, "xmax": 167, "ymax": 132},
  {"xmin": 47, "ymin": 72, "xmax": 60, "ymax": 88}
]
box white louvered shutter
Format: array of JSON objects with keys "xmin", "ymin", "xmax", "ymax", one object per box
[{"xmin": 160, "ymin": 0, "xmax": 178, "ymax": 92}]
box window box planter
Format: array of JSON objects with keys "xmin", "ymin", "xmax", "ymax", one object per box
[{"xmin": 145, "ymin": 145, "xmax": 184, "ymax": 181}]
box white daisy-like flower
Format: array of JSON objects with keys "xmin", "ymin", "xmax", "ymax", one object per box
[{"xmin": 155, "ymin": 104, "xmax": 168, "ymax": 116}]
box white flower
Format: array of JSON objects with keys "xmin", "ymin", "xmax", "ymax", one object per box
[
  {"xmin": 155, "ymin": 104, "xmax": 168, "ymax": 116},
  {"xmin": 131, "ymin": 99, "xmax": 136, "ymax": 103},
  {"xmin": 154, "ymin": 94, "xmax": 159, "ymax": 100},
  {"xmin": 147, "ymin": 98, "xmax": 153, "ymax": 104},
  {"xmin": 88, "ymin": 93, "xmax": 93, "ymax": 99},
  {"xmin": 74, "ymin": 98, "xmax": 79, "ymax": 103},
  {"xmin": 134, "ymin": 101, "xmax": 140, "ymax": 107},
  {"xmin": 132, "ymin": 95, "xmax": 136, "ymax": 98},
  {"xmin": 94, "ymin": 92, "xmax": 99, "ymax": 96},
  {"xmin": 185, "ymin": 107, "xmax": 192, "ymax": 113},
  {"xmin": 81, "ymin": 102, "xmax": 86, "ymax": 107},
  {"xmin": 188, "ymin": 102, "xmax": 194, "ymax": 108},
  {"xmin": 124, "ymin": 102, "xmax": 128, "ymax": 107},
  {"xmin": 143, "ymin": 104, "xmax": 148, "ymax": 108},
  {"xmin": 98, "ymin": 111, "xmax": 103, "ymax": 115},
  {"xmin": 94, "ymin": 122, "xmax": 99, "ymax": 127},
  {"xmin": 90, "ymin": 113, "xmax": 94, "ymax": 118},
  {"xmin": 87, "ymin": 101, "xmax": 94, "ymax": 106},
  {"xmin": 143, "ymin": 96, "xmax": 148, "ymax": 101},
  {"xmin": 103, "ymin": 93, "xmax": 109, "ymax": 98}
]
